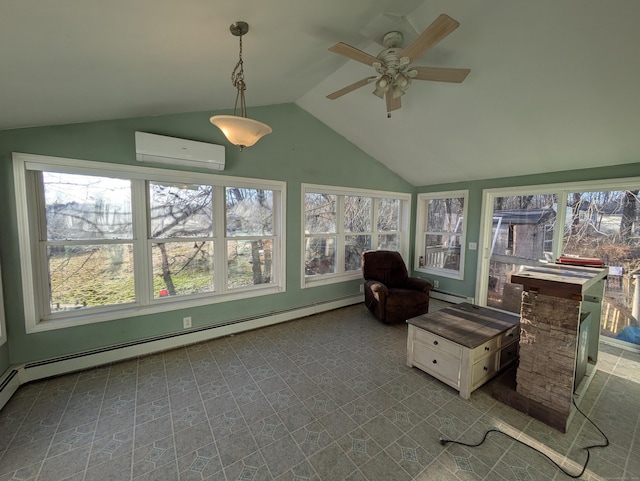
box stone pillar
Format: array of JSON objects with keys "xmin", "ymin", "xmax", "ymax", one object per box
[{"xmin": 516, "ymin": 290, "xmax": 581, "ymax": 418}]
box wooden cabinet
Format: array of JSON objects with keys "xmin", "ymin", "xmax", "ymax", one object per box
[{"xmin": 407, "ymin": 303, "xmax": 520, "ymax": 399}]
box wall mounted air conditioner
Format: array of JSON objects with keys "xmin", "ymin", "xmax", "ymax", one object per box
[{"xmin": 135, "ymin": 131, "xmax": 225, "ymax": 171}]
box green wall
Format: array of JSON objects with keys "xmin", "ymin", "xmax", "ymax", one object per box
[
  {"xmin": 413, "ymin": 162, "xmax": 640, "ymax": 299},
  {"xmin": 2, "ymin": 101, "xmax": 639, "ymax": 373},
  {"xmin": 0, "ymin": 103, "xmax": 413, "ymax": 367}
]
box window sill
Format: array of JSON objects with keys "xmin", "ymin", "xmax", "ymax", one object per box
[{"xmin": 27, "ymin": 285, "xmax": 284, "ymax": 333}]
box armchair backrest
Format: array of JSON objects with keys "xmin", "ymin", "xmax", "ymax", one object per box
[{"xmin": 362, "ymin": 250, "xmax": 408, "ymax": 288}]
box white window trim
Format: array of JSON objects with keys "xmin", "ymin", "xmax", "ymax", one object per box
[
  {"xmin": 0, "ymin": 258, "xmax": 6, "ymax": 346},
  {"xmin": 415, "ymin": 190, "xmax": 469, "ymax": 280},
  {"xmin": 13, "ymin": 152, "xmax": 286, "ymax": 333},
  {"xmin": 475, "ymin": 176, "xmax": 640, "ymax": 306},
  {"xmin": 301, "ymin": 183, "xmax": 411, "ymax": 288}
]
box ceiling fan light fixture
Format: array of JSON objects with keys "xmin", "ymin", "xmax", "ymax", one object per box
[
  {"xmin": 210, "ymin": 21, "xmax": 272, "ymax": 151},
  {"xmin": 391, "ymin": 85, "xmax": 405, "ymax": 99},
  {"xmin": 395, "ymin": 72, "xmax": 410, "ymax": 89}
]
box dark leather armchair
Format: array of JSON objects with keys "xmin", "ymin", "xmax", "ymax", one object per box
[{"xmin": 362, "ymin": 250, "xmax": 433, "ymax": 324}]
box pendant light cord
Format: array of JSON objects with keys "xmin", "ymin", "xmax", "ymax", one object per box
[{"xmin": 231, "ymin": 34, "xmax": 247, "ymax": 118}]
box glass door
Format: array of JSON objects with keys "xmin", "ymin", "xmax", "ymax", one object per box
[
  {"xmin": 561, "ymin": 189, "xmax": 640, "ymax": 345},
  {"xmin": 481, "ymin": 193, "xmax": 558, "ymax": 313}
]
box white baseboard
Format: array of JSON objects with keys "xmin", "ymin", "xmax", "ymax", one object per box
[
  {"xmin": 431, "ymin": 290, "xmax": 474, "ymax": 305},
  {"xmin": 1, "ymin": 295, "xmax": 363, "ymax": 411}
]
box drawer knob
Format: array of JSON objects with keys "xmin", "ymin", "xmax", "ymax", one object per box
[
  {"xmin": 432, "ymin": 359, "xmax": 438, "ymax": 364},
  {"xmin": 433, "ymin": 340, "xmax": 438, "ymax": 346},
  {"xmin": 484, "ymin": 346, "xmax": 490, "ymax": 351},
  {"xmin": 483, "ymin": 366, "xmax": 488, "ymax": 371}
]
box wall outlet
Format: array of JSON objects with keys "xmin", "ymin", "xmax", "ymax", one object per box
[
  {"xmin": 183, "ymin": 316, "xmax": 192, "ymax": 329},
  {"xmin": 433, "ymin": 280, "xmax": 439, "ymax": 288},
  {"xmin": 360, "ymin": 284, "xmax": 364, "ymax": 293}
]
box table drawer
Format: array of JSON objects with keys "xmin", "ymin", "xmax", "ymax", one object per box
[
  {"xmin": 412, "ymin": 342, "xmax": 461, "ymax": 388},
  {"xmin": 500, "ymin": 325, "xmax": 520, "ymax": 346},
  {"xmin": 472, "ymin": 353, "xmax": 498, "ymax": 388},
  {"xmin": 471, "ymin": 336, "xmax": 500, "ymax": 358},
  {"xmin": 412, "ymin": 328, "xmax": 462, "ymax": 359},
  {"xmin": 499, "ymin": 342, "xmax": 518, "ymax": 370}
]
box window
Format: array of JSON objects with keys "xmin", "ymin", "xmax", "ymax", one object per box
[
  {"xmin": 302, "ymin": 184, "xmax": 410, "ymax": 287},
  {"xmin": 415, "ymin": 191, "xmax": 468, "ymax": 279},
  {"xmin": 13, "ymin": 153, "xmax": 285, "ymax": 332}
]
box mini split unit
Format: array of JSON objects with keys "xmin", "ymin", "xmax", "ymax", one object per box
[{"xmin": 135, "ymin": 132, "xmax": 225, "ymax": 171}]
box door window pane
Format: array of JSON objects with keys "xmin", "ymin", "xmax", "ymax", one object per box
[
  {"xmin": 485, "ymin": 194, "xmax": 557, "ymax": 312},
  {"xmin": 562, "ymin": 190, "xmax": 640, "ymax": 346}
]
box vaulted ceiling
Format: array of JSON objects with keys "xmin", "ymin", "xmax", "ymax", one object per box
[{"xmin": 2, "ymin": 0, "xmax": 639, "ymax": 186}]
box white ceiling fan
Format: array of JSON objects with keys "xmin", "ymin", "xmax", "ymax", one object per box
[{"xmin": 326, "ymin": 14, "xmax": 470, "ymax": 116}]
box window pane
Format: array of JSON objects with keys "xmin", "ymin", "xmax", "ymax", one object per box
[
  {"xmin": 48, "ymin": 244, "xmax": 135, "ymax": 311},
  {"xmin": 227, "ymin": 239, "xmax": 273, "ymax": 288},
  {"xmin": 424, "ymin": 234, "xmax": 462, "ymax": 271},
  {"xmin": 305, "ymin": 236, "xmax": 336, "ymax": 275},
  {"xmin": 226, "ymin": 188, "xmax": 274, "ymax": 236},
  {"xmin": 345, "ymin": 235, "xmax": 371, "ymax": 271},
  {"xmin": 344, "ymin": 196, "xmax": 371, "ymax": 232},
  {"xmin": 427, "ymin": 197, "xmax": 464, "ymax": 233},
  {"xmin": 305, "ymin": 194, "xmax": 336, "ymax": 234},
  {"xmin": 43, "ymin": 172, "xmax": 132, "ymax": 241},
  {"xmin": 152, "ymin": 241, "xmax": 214, "ymax": 298},
  {"xmin": 378, "ymin": 233, "xmax": 399, "ymax": 251},
  {"xmin": 485, "ymin": 194, "xmax": 557, "ymax": 311},
  {"xmin": 378, "ymin": 198, "xmax": 400, "ymax": 231},
  {"xmin": 149, "ymin": 182, "xmax": 212, "ymax": 239}
]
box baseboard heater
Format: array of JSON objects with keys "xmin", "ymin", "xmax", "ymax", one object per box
[
  {"xmin": 0, "ymin": 294, "xmax": 362, "ymax": 411},
  {"xmin": 430, "ymin": 289, "xmax": 474, "ymax": 305}
]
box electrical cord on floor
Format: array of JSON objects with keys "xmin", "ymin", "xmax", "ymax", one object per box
[{"xmin": 439, "ymin": 400, "xmax": 609, "ymax": 479}]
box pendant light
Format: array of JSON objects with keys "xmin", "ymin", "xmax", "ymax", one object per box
[{"xmin": 210, "ymin": 21, "xmax": 272, "ymax": 151}]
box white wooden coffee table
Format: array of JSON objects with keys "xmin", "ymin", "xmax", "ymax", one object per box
[{"xmin": 406, "ymin": 303, "xmax": 520, "ymax": 399}]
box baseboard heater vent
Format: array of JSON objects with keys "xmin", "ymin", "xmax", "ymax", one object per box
[
  {"xmin": 16, "ymin": 294, "xmax": 362, "ymax": 386},
  {"xmin": 430, "ymin": 289, "xmax": 474, "ymax": 305},
  {"xmin": 0, "ymin": 369, "xmax": 20, "ymax": 410}
]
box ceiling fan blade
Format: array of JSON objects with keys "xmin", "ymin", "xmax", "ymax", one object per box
[
  {"xmin": 329, "ymin": 42, "xmax": 380, "ymax": 66},
  {"xmin": 327, "ymin": 76, "xmax": 377, "ymax": 100},
  {"xmin": 399, "ymin": 14, "xmax": 460, "ymax": 62},
  {"xmin": 385, "ymin": 90, "xmax": 401, "ymax": 113},
  {"xmin": 412, "ymin": 66, "xmax": 470, "ymax": 83}
]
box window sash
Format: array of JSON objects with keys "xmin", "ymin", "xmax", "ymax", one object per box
[{"xmin": 416, "ymin": 190, "xmax": 468, "ymax": 279}]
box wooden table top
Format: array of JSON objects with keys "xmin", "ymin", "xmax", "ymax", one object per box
[{"xmin": 407, "ymin": 303, "xmax": 520, "ymax": 349}]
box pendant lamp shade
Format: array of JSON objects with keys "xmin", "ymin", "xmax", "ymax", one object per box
[{"xmin": 209, "ymin": 115, "xmax": 272, "ymax": 150}]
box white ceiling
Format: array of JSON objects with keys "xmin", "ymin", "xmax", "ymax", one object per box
[{"xmin": 2, "ymin": 0, "xmax": 640, "ymax": 186}]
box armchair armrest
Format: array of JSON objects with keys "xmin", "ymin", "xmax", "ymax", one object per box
[
  {"xmin": 366, "ymin": 280, "xmax": 389, "ymax": 302},
  {"xmin": 406, "ymin": 277, "xmax": 433, "ymax": 294}
]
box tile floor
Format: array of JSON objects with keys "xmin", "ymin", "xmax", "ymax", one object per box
[{"xmin": 0, "ymin": 301, "xmax": 639, "ymax": 481}]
